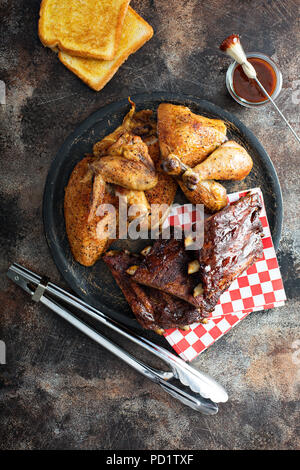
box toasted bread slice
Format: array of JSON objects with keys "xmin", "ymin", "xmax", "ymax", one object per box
[
  {"xmin": 58, "ymin": 7, "xmax": 153, "ymax": 91},
  {"xmin": 38, "ymin": 0, "xmax": 130, "ymax": 60}
]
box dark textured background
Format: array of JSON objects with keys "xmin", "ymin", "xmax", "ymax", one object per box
[{"xmin": 0, "ymin": 0, "xmax": 299, "ymax": 450}]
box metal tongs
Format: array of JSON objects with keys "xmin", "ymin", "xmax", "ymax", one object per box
[{"xmin": 7, "ymin": 263, "xmax": 228, "ymax": 414}]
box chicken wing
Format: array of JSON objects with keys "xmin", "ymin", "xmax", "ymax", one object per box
[
  {"xmin": 93, "ymin": 100, "xmax": 156, "ymax": 158},
  {"xmin": 91, "ymin": 132, "xmax": 158, "ymax": 191},
  {"xmin": 179, "ymin": 141, "xmax": 253, "ymax": 212},
  {"xmin": 130, "ymin": 236, "xmax": 205, "ymax": 308},
  {"xmin": 64, "ymin": 156, "xmax": 118, "ymax": 266}
]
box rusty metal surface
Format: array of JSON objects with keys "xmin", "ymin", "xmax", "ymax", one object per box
[{"xmin": 0, "ymin": 0, "xmax": 299, "ymax": 450}]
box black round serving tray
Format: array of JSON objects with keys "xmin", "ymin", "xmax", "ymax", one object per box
[{"xmin": 43, "ymin": 92, "xmax": 283, "ymax": 330}]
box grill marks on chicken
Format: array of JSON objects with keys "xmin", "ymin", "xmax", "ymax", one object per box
[{"xmin": 103, "ymin": 250, "xmax": 208, "ymax": 331}]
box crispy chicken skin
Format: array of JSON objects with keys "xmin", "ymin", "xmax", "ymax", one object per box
[
  {"xmin": 92, "ymin": 102, "xmax": 158, "ymax": 219},
  {"xmin": 191, "ymin": 140, "xmax": 254, "ymax": 181},
  {"xmin": 128, "ymin": 106, "xmax": 178, "ymax": 222},
  {"xmin": 64, "ymin": 156, "xmax": 118, "ymax": 266},
  {"xmin": 157, "ymin": 104, "xmax": 253, "ymax": 212},
  {"xmin": 157, "ymin": 103, "xmax": 227, "ymax": 168},
  {"xmin": 64, "ymin": 102, "xmax": 178, "ymax": 267},
  {"xmin": 93, "ymin": 101, "xmax": 156, "ymax": 158},
  {"xmin": 199, "ymin": 192, "xmax": 263, "ymax": 304},
  {"xmin": 145, "ymin": 170, "xmax": 177, "ymax": 207},
  {"xmin": 179, "ymin": 179, "xmax": 227, "ymax": 213},
  {"xmin": 103, "ymin": 250, "xmax": 208, "ymax": 331},
  {"xmin": 92, "ymin": 101, "xmax": 175, "ymax": 230},
  {"xmin": 144, "ymin": 139, "xmax": 177, "ymax": 205},
  {"xmin": 91, "ymin": 132, "xmax": 158, "ymax": 191}
]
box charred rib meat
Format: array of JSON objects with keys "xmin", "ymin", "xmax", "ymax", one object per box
[
  {"xmin": 104, "ymin": 193, "xmax": 263, "ymax": 331},
  {"xmin": 130, "ymin": 236, "xmax": 205, "ymax": 308},
  {"xmin": 130, "ymin": 193, "xmax": 263, "ymax": 315},
  {"xmin": 199, "ymin": 192, "xmax": 263, "ymax": 304},
  {"xmin": 103, "ymin": 250, "xmax": 208, "ymax": 331}
]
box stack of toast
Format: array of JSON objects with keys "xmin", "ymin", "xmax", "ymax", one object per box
[{"xmin": 38, "ymin": 0, "xmax": 153, "ymax": 91}]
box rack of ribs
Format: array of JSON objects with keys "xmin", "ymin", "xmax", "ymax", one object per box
[
  {"xmin": 103, "ymin": 250, "xmax": 209, "ymax": 333},
  {"xmin": 104, "ymin": 193, "xmax": 264, "ymax": 331},
  {"xmin": 198, "ymin": 192, "xmax": 264, "ymax": 306}
]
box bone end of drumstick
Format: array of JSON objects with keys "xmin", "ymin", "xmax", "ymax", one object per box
[
  {"xmin": 182, "ymin": 168, "xmax": 200, "ymax": 191},
  {"xmin": 161, "ymin": 154, "xmax": 186, "ymax": 175}
]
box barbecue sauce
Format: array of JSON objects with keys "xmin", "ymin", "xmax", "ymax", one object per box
[{"xmin": 233, "ymin": 57, "xmax": 277, "ymax": 103}]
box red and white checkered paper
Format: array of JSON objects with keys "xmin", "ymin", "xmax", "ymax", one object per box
[{"xmin": 162, "ymin": 188, "xmax": 286, "ymax": 361}]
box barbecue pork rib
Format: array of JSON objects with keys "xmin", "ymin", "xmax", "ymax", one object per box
[
  {"xmin": 104, "ymin": 193, "xmax": 263, "ymax": 332},
  {"xmin": 130, "ymin": 235, "xmax": 205, "ymax": 308},
  {"xmin": 198, "ymin": 192, "xmax": 264, "ymax": 305},
  {"xmin": 103, "ymin": 250, "xmax": 208, "ymax": 332},
  {"xmin": 130, "ymin": 193, "xmax": 263, "ymax": 313}
]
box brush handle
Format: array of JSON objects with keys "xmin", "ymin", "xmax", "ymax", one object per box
[{"xmin": 254, "ymin": 78, "xmax": 300, "ymax": 144}]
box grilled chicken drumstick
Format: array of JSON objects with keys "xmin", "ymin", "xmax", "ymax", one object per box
[{"xmin": 157, "ymin": 103, "xmax": 253, "ymax": 212}]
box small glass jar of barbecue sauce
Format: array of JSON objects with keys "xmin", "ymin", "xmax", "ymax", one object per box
[{"xmin": 226, "ymin": 52, "xmax": 282, "ymax": 107}]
